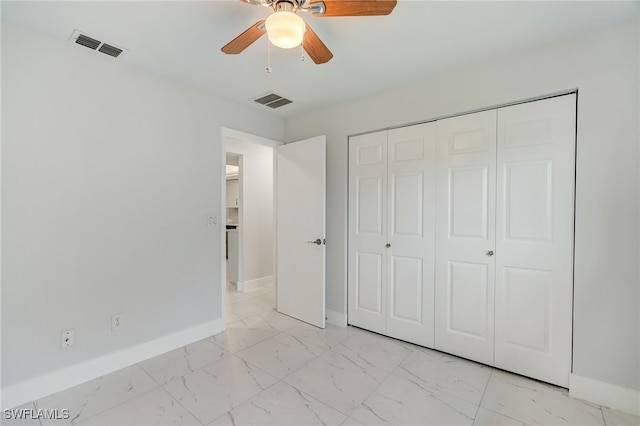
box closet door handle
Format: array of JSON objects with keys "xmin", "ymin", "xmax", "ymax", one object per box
[
  {"xmin": 486, "ymin": 250, "xmax": 494, "ymax": 257},
  {"xmin": 385, "ymin": 243, "xmax": 391, "ymax": 248}
]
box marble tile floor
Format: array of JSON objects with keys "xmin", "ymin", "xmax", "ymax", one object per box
[{"xmin": 4, "ymin": 283, "xmax": 638, "ymax": 426}]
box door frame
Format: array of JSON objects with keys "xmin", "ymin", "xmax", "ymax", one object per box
[{"xmin": 220, "ymin": 127, "xmax": 283, "ymax": 326}]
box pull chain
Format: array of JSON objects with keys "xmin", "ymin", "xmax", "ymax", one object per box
[{"xmin": 266, "ymin": 38, "xmax": 272, "ymax": 73}]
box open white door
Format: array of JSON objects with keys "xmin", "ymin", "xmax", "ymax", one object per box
[{"xmin": 276, "ymin": 136, "xmax": 326, "ymax": 328}]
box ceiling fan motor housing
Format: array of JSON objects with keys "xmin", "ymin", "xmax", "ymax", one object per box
[{"xmin": 273, "ymin": 1, "xmax": 297, "ymax": 13}]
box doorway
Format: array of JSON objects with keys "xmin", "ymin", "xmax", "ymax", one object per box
[
  {"xmin": 221, "ymin": 128, "xmax": 281, "ymax": 326},
  {"xmin": 220, "ymin": 128, "xmax": 328, "ymax": 330},
  {"xmin": 225, "ymin": 152, "xmax": 241, "ymax": 291}
]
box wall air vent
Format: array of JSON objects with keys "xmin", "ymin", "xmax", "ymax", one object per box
[
  {"xmin": 69, "ymin": 30, "xmax": 127, "ymax": 58},
  {"xmin": 253, "ymin": 92, "xmax": 293, "ymax": 109}
]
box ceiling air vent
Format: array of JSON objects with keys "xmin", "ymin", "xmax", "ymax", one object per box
[
  {"xmin": 98, "ymin": 44, "xmax": 124, "ymax": 58},
  {"xmin": 75, "ymin": 34, "xmax": 100, "ymax": 50},
  {"xmin": 253, "ymin": 93, "xmax": 292, "ymax": 109},
  {"xmin": 69, "ymin": 30, "xmax": 127, "ymax": 58}
]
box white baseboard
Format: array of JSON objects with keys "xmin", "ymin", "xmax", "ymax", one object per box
[
  {"xmin": 243, "ymin": 275, "xmax": 274, "ymax": 292},
  {"xmin": 570, "ymin": 374, "xmax": 640, "ymax": 416},
  {"xmin": 325, "ymin": 309, "xmax": 347, "ymax": 327},
  {"xmin": 1, "ymin": 319, "xmax": 225, "ymax": 410}
]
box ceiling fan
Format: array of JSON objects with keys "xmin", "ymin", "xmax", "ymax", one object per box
[{"xmin": 221, "ymin": 0, "xmax": 397, "ymax": 64}]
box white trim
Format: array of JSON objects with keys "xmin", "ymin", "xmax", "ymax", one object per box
[
  {"xmin": 220, "ymin": 129, "xmax": 228, "ymax": 337},
  {"xmin": 237, "ymin": 155, "xmax": 245, "ymax": 287},
  {"xmin": 222, "ymin": 127, "xmax": 283, "ymax": 149},
  {"xmin": 243, "ymin": 275, "xmax": 275, "ymax": 292},
  {"xmin": 272, "ymin": 148, "xmax": 279, "ymax": 311},
  {"xmin": 348, "ymin": 89, "xmax": 578, "ymax": 137},
  {"xmin": 570, "ymin": 374, "xmax": 640, "ymax": 416},
  {"xmin": 1, "ymin": 319, "xmax": 224, "ymax": 410},
  {"xmin": 326, "ymin": 309, "xmax": 347, "ymax": 327}
]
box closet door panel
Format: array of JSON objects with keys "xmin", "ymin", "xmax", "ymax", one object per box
[
  {"xmin": 447, "ymin": 260, "xmax": 489, "ymax": 338},
  {"xmin": 501, "ymin": 267, "xmax": 551, "ymax": 351},
  {"xmin": 389, "ymin": 255, "xmax": 423, "ymax": 323},
  {"xmin": 391, "ymin": 172, "xmax": 423, "ymax": 236},
  {"xmin": 355, "ymin": 252, "xmax": 384, "ymax": 313},
  {"xmin": 449, "ymin": 165, "xmax": 489, "ymax": 240},
  {"xmin": 348, "ymin": 131, "xmax": 388, "ymax": 334},
  {"xmin": 386, "ymin": 123, "xmax": 436, "ymax": 347},
  {"xmin": 356, "ymin": 175, "xmax": 384, "ymax": 235},
  {"xmin": 435, "ymin": 110, "xmax": 497, "ymax": 365},
  {"xmin": 495, "ymin": 94, "xmax": 576, "ymax": 387},
  {"xmin": 503, "ymin": 161, "xmax": 552, "ymax": 241}
]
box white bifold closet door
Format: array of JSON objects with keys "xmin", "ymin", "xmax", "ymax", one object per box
[
  {"xmin": 348, "ymin": 123, "xmax": 436, "ymax": 347},
  {"xmin": 348, "ymin": 130, "xmax": 388, "ymax": 335},
  {"xmin": 493, "ymin": 95, "xmax": 575, "ymax": 387},
  {"xmin": 434, "ymin": 109, "xmax": 498, "ymax": 366},
  {"xmin": 435, "ymin": 94, "xmax": 576, "ymax": 387}
]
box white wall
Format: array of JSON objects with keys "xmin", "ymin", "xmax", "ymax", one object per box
[
  {"xmin": 1, "ymin": 23, "xmax": 284, "ymax": 391},
  {"xmin": 226, "ymin": 137, "xmax": 275, "ymax": 285},
  {"xmin": 285, "ymin": 17, "xmax": 640, "ymax": 393}
]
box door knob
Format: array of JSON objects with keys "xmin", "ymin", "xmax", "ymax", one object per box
[
  {"xmin": 385, "ymin": 243, "xmax": 391, "ymax": 248},
  {"xmin": 307, "ymin": 238, "xmax": 323, "ymax": 245},
  {"xmin": 486, "ymin": 250, "xmax": 494, "ymax": 256}
]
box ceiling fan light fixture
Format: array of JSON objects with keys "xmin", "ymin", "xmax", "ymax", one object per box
[{"xmin": 265, "ymin": 11, "xmax": 305, "ymax": 49}]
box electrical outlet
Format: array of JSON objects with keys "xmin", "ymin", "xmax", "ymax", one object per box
[
  {"xmin": 207, "ymin": 214, "xmax": 218, "ymax": 226},
  {"xmin": 61, "ymin": 330, "xmax": 74, "ymax": 349},
  {"xmin": 111, "ymin": 313, "xmax": 123, "ymax": 331}
]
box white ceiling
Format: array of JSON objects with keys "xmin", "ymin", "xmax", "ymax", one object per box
[{"xmin": 2, "ymin": 1, "xmax": 637, "ymax": 118}]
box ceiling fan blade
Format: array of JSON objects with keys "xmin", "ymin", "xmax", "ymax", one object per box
[
  {"xmin": 302, "ymin": 23, "xmax": 333, "ymax": 64},
  {"xmin": 309, "ymin": 0, "xmax": 397, "ymax": 17},
  {"xmin": 221, "ymin": 20, "xmax": 266, "ymax": 54}
]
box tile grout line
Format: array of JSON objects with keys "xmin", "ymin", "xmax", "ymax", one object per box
[
  {"xmin": 34, "ymin": 401, "xmax": 43, "ymax": 426},
  {"xmin": 155, "ymin": 386, "xmax": 204, "ymax": 426},
  {"xmin": 161, "ymin": 352, "xmax": 278, "ymax": 425},
  {"xmin": 599, "ymin": 406, "xmax": 607, "ymax": 426},
  {"xmin": 472, "ymin": 367, "xmax": 493, "ymax": 424},
  {"xmin": 200, "ymin": 357, "xmax": 282, "ymax": 425},
  {"xmin": 203, "ymin": 323, "xmax": 331, "ymax": 425},
  {"xmin": 209, "ymin": 292, "xmax": 401, "ymax": 423},
  {"xmin": 482, "ymin": 407, "xmax": 534, "ymax": 426},
  {"xmin": 36, "ymin": 365, "xmax": 162, "ymax": 426},
  {"xmin": 277, "ymin": 327, "xmax": 368, "ymax": 418},
  {"xmin": 341, "ymin": 343, "xmax": 419, "ymax": 419},
  {"xmin": 146, "ymin": 307, "xmax": 281, "ymax": 426},
  {"xmin": 145, "ymin": 343, "xmax": 230, "ymax": 425},
  {"xmin": 136, "ymin": 361, "xmax": 164, "ymax": 388},
  {"xmin": 213, "ymin": 316, "xmax": 285, "ymax": 355},
  {"xmin": 73, "ymin": 385, "xmax": 163, "ymax": 425}
]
